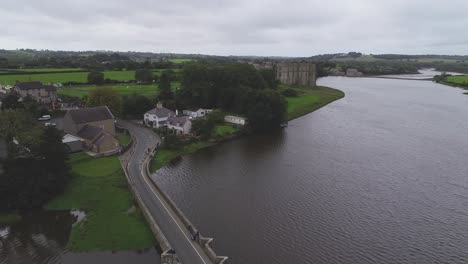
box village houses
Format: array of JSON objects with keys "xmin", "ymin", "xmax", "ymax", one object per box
[
  {"xmin": 144, "ymin": 103, "xmax": 192, "ymax": 135},
  {"xmin": 182, "ymin": 108, "xmax": 213, "ymax": 120},
  {"xmin": 14, "ymin": 81, "xmax": 57, "ymax": 104},
  {"xmin": 63, "ymin": 106, "xmax": 120, "ymax": 154}
]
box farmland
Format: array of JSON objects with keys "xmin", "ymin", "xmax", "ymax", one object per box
[
  {"xmin": 3, "ymin": 68, "xmax": 86, "ymax": 73},
  {"xmin": 58, "ymin": 84, "xmax": 158, "ymax": 98},
  {"xmin": 169, "ymin": 58, "xmax": 194, "ymax": 63},
  {"xmin": 0, "ymin": 69, "xmax": 180, "ymax": 85},
  {"xmin": 446, "ymin": 75, "xmax": 468, "ymax": 84},
  {"xmin": 57, "ymin": 82, "xmax": 181, "ymax": 98}
]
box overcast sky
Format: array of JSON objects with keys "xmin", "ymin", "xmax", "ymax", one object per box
[{"xmin": 1, "ymin": 0, "xmax": 467, "ymax": 56}]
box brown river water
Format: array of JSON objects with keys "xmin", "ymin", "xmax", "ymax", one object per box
[{"xmin": 152, "ymin": 72, "xmax": 468, "ymax": 263}]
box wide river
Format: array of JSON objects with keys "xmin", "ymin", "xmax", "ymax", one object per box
[{"xmin": 153, "ymin": 73, "xmax": 468, "ymax": 263}]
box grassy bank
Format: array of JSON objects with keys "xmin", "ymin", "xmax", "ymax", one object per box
[
  {"xmin": 150, "ymin": 142, "xmax": 214, "ymax": 172},
  {"xmin": 116, "ymin": 131, "xmax": 131, "ymax": 146},
  {"xmin": 284, "ymin": 85, "xmax": 345, "ymax": 120},
  {"xmin": 46, "ymin": 153, "xmax": 155, "ymax": 251},
  {"xmin": 0, "ymin": 213, "xmax": 22, "ymax": 224}
]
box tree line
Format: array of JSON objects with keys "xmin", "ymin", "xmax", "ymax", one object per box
[
  {"xmin": 0, "ymin": 109, "xmax": 70, "ymax": 212},
  {"xmin": 85, "ymin": 62, "xmax": 287, "ymax": 132}
]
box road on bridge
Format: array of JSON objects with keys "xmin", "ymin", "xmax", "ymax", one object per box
[{"xmin": 119, "ymin": 120, "xmax": 214, "ymax": 264}]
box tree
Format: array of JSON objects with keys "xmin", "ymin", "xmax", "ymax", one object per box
[
  {"xmin": 87, "ymin": 71, "xmax": 104, "ymax": 85},
  {"xmin": 158, "ymin": 71, "xmax": 174, "ymax": 101},
  {"xmin": 86, "ymin": 86, "xmax": 122, "ymax": 114},
  {"xmin": 260, "ymin": 69, "xmax": 278, "ymax": 89},
  {"xmin": 246, "ymin": 89, "xmax": 287, "ymax": 132},
  {"xmin": 135, "ymin": 69, "xmax": 154, "ymax": 83},
  {"xmin": 1, "ymin": 93, "xmax": 22, "ymax": 110},
  {"xmin": 0, "ymin": 117, "xmax": 70, "ymax": 211},
  {"xmin": 122, "ymin": 94, "xmax": 153, "ymax": 117}
]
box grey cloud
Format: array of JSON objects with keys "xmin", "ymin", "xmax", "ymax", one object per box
[{"xmin": 0, "ymin": 0, "xmax": 467, "ymax": 56}]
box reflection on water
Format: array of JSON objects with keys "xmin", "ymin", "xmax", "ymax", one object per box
[
  {"xmin": 0, "ymin": 210, "xmax": 159, "ymax": 264},
  {"xmin": 153, "ymin": 73, "xmax": 468, "ymax": 264}
]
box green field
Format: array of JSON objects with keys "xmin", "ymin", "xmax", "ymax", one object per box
[
  {"xmin": 284, "ymin": 85, "xmax": 345, "ymax": 120},
  {"xmin": 0, "ymin": 69, "xmax": 180, "ymax": 85},
  {"xmin": 169, "ymin": 59, "xmax": 194, "ymax": 64},
  {"xmin": 58, "ymin": 84, "xmax": 159, "ymax": 98},
  {"xmin": 46, "ymin": 153, "xmax": 155, "ymax": 251},
  {"xmin": 0, "ymin": 72, "xmax": 89, "ymax": 85},
  {"xmin": 446, "ymin": 75, "xmax": 468, "ymax": 84},
  {"xmin": 1, "ymin": 68, "xmax": 86, "ymax": 73}
]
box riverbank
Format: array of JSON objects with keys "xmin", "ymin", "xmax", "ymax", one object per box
[
  {"xmin": 150, "ymin": 85, "xmax": 345, "ymax": 172},
  {"xmin": 46, "ymin": 153, "xmax": 155, "ymax": 251},
  {"xmin": 284, "ymin": 85, "xmax": 345, "ymax": 120}
]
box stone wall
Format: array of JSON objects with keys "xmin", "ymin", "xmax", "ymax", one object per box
[{"xmin": 276, "ymin": 62, "xmax": 316, "ymax": 86}]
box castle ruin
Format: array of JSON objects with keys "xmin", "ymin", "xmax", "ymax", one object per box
[{"xmin": 275, "ymin": 62, "xmax": 316, "ymax": 87}]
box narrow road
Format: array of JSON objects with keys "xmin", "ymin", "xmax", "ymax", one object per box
[{"xmin": 119, "ymin": 120, "xmax": 214, "ymax": 264}]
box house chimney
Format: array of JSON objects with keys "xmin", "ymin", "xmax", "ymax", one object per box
[{"xmin": 156, "ymin": 102, "xmax": 163, "ymax": 109}]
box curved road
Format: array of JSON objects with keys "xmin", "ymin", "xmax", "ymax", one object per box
[{"xmin": 119, "ymin": 121, "xmax": 213, "ymax": 264}]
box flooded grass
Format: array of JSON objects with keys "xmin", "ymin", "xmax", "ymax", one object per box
[{"xmin": 46, "ymin": 153, "xmax": 155, "ymax": 251}]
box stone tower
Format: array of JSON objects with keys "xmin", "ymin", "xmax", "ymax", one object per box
[{"xmin": 275, "ymin": 62, "xmax": 316, "ymax": 87}]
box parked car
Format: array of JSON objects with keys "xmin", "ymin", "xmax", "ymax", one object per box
[
  {"xmin": 38, "ymin": 115, "xmax": 51, "ymax": 121},
  {"xmin": 44, "ymin": 122, "xmax": 56, "ymax": 127}
]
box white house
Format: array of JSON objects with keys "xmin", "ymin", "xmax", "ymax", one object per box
[
  {"xmin": 144, "ymin": 102, "xmax": 176, "ymax": 128},
  {"xmin": 182, "ymin": 108, "xmax": 213, "ymax": 119},
  {"xmin": 167, "ymin": 116, "xmax": 192, "ymax": 135},
  {"xmin": 224, "ymin": 115, "xmax": 247, "ymax": 126}
]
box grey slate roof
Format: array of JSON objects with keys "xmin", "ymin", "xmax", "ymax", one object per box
[
  {"xmin": 15, "ymin": 81, "xmax": 42, "ymax": 90},
  {"xmin": 67, "ymin": 106, "xmax": 114, "ymax": 124},
  {"xmin": 15, "ymin": 81, "xmax": 56, "ymax": 92},
  {"xmin": 167, "ymin": 116, "xmax": 190, "ymax": 127},
  {"xmin": 77, "ymin": 125, "xmax": 103, "ymax": 140},
  {"xmin": 43, "ymin": 85, "xmax": 57, "ymax": 92},
  {"xmin": 146, "ymin": 107, "xmax": 175, "ymax": 118}
]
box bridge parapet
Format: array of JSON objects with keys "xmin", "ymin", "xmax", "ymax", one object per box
[{"xmin": 146, "ymin": 147, "xmax": 229, "ymax": 263}]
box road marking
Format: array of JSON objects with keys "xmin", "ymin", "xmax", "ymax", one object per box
[{"xmin": 130, "ymin": 129, "xmax": 208, "ymax": 264}]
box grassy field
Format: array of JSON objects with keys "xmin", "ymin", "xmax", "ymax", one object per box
[
  {"xmin": 214, "ymin": 124, "xmax": 237, "ymax": 138},
  {"xmin": 1, "ymin": 68, "xmax": 86, "ymax": 73},
  {"xmin": 58, "ymin": 84, "xmax": 159, "ymax": 98},
  {"xmin": 150, "ymin": 142, "xmax": 213, "ymax": 172},
  {"xmin": 46, "ymin": 153, "xmax": 155, "ymax": 251},
  {"xmin": 169, "ymin": 59, "xmax": 194, "ymax": 64},
  {"xmin": 0, "ymin": 72, "xmax": 89, "ymax": 85},
  {"xmin": 446, "ymin": 75, "xmax": 468, "ymax": 84},
  {"xmin": 0, "ymin": 70, "xmax": 156, "ymax": 85},
  {"xmin": 284, "ymin": 85, "xmax": 345, "ymax": 120}
]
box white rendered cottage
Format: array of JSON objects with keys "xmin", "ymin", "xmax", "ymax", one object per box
[
  {"xmin": 144, "ymin": 102, "xmax": 175, "ymax": 128},
  {"xmin": 182, "ymin": 108, "xmax": 213, "ymax": 119}
]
